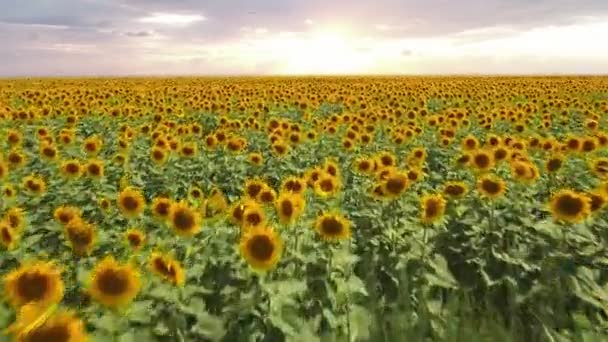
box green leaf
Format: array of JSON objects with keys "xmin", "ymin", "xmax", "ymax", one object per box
[{"xmin": 426, "ymin": 255, "xmax": 458, "ymax": 289}]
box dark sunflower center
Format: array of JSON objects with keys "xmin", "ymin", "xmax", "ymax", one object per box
[
  {"xmin": 474, "ymin": 154, "xmax": 490, "ymax": 168},
  {"xmin": 1, "ymin": 228, "xmax": 12, "ymax": 243},
  {"xmin": 66, "ymin": 163, "xmax": 79, "ymax": 174},
  {"xmin": 16, "ymin": 272, "xmax": 50, "ymax": 302},
  {"xmin": 248, "ymin": 235, "xmax": 274, "ymax": 261},
  {"xmin": 386, "ymin": 177, "xmax": 406, "ymax": 194},
  {"xmin": 246, "ymin": 212, "xmax": 262, "ymax": 226},
  {"xmin": 547, "ymin": 159, "xmax": 562, "ymax": 171},
  {"xmin": 556, "ymin": 194, "xmax": 584, "ymax": 216},
  {"xmin": 27, "ymin": 324, "xmax": 71, "ymax": 342},
  {"xmin": 58, "ymin": 212, "xmax": 72, "ymax": 224},
  {"xmin": 9, "ymin": 154, "xmax": 22, "ymax": 164},
  {"xmin": 445, "ymin": 185, "xmax": 465, "ymax": 196},
  {"xmin": 173, "ymin": 209, "xmax": 195, "ymax": 231},
  {"xmin": 43, "ymin": 147, "xmax": 56, "ymax": 158},
  {"xmin": 260, "ymin": 191, "xmax": 273, "ymax": 203},
  {"xmin": 247, "ymin": 184, "xmax": 263, "ymax": 197},
  {"xmin": 320, "ymin": 179, "xmax": 334, "ymax": 192},
  {"xmin": 68, "ymin": 227, "xmax": 93, "ymax": 246},
  {"xmin": 425, "ymin": 200, "xmax": 440, "ymax": 218},
  {"xmin": 128, "ymin": 234, "xmax": 142, "ymax": 247},
  {"xmin": 121, "ymin": 196, "xmax": 140, "ymax": 211},
  {"xmin": 280, "ymin": 200, "xmax": 294, "ymax": 218},
  {"xmin": 482, "ymin": 180, "xmax": 501, "ymax": 194},
  {"xmin": 153, "ymin": 150, "xmax": 165, "ymax": 160},
  {"xmin": 88, "ymin": 164, "xmax": 101, "ymax": 175},
  {"xmin": 381, "ymin": 157, "xmax": 393, "ymax": 166},
  {"xmin": 153, "ymin": 258, "xmax": 176, "ymax": 278},
  {"xmin": 155, "ymin": 202, "xmax": 170, "ymax": 216},
  {"xmin": 85, "ymin": 143, "xmax": 96, "ymax": 151},
  {"xmin": 321, "ymin": 217, "xmax": 343, "ymax": 236},
  {"xmin": 96, "ymin": 269, "xmax": 129, "ymax": 296}
]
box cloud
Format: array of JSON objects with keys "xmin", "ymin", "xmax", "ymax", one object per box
[
  {"xmin": 124, "ymin": 30, "xmax": 154, "ymax": 37},
  {"xmin": 138, "ymin": 13, "xmax": 206, "ymax": 25}
]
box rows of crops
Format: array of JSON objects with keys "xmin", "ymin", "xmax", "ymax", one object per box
[{"xmin": 1, "ymin": 77, "xmax": 608, "ymax": 341}]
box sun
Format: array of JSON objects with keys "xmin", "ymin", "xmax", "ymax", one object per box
[{"xmin": 278, "ymin": 29, "xmax": 371, "ymax": 75}]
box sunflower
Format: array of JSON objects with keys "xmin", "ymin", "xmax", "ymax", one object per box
[
  {"xmin": 125, "ymin": 228, "xmax": 145, "ymax": 251},
  {"xmin": 313, "ymin": 173, "xmax": 341, "ymax": 198},
  {"xmin": 548, "ymin": 189, "xmax": 591, "ymax": 223},
  {"xmin": 565, "ymin": 136, "xmax": 581, "ymax": 153},
  {"xmin": 149, "ymin": 252, "xmax": 186, "ymax": 286},
  {"xmin": 455, "ymin": 153, "xmax": 471, "ymax": 167},
  {"xmin": 242, "ymin": 205, "xmax": 267, "ymax": 230},
  {"xmin": 168, "ymin": 200, "xmax": 202, "ymax": 237},
  {"xmin": 239, "ymin": 226, "xmax": 283, "ymax": 271},
  {"xmin": 7, "ymin": 129, "xmax": 23, "ymax": 146},
  {"xmin": 382, "ymin": 172, "xmax": 409, "ymax": 198},
  {"xmin": 85, "ymin": 159, "xmax": 104, "ymax": 178},
  {"xmin": 470, "ymin": 149, "xmax": 495, "ymax": 172},
  {"xmin": 98, "ymin": 197, "xmax": 111, "ymax": 213},
  {"xmin": 462, "ymin": 135, "xmax": 479, "ymax": 151},
  {"xmin": 353, "ymin": 157, "xmax": 375, "ymax": 175},
  {"xmin": 205, "ymin": 188, "xmax": 228, "ymax": 217},
  {"xmin": 323, "ymin": 159, "xmax": 341, "ymax": 178},
  {"xmin": 2, "ymin": 183, "xmax": 17, "ymax": 200},
  {"xmin": 420, "ymin": 194, "xmax": 447, "ymax": 225},
  {"xmin": 443, "ymin": 181, "xmax": 468, "ymax": 199},
  {"xmin": 275, "ymin": 192, "xmax": 305, "ymax": 225},
  {"xmin": 314, "ymin": 212, "xmax": 352, "ymax": 241},
  {"xmin": 150, "ymin": 147, "xmax": 168, "ymax": 165},
  {"xmin": 588, "ymin": 191, "xmax": 607, "ymax": 213},
  {"xmin": 64, "ymin": 218, "xmax": 96, "ymax": 256},
  {"xmin": 8, "ymin": 150, "xmax": 27, "ymax": 169},
  {"xmin": 88, "ymin": 256, "xmax": 141, "ymax": 308},
  {"xmin": 22, "ymin": 175, "xmax": 46, "ymax": 196},
  {"xmin": 248, "ymin": 152, "xmax": 263, "ymax": 166},
  {"xmin": 590, "ymin": 157, "xmax": 608, "ymax": 179},
  {"xmin": 257, "ymin": 187, "xmax": 277, "ymax": 205},
  {"xmin": 546, "ymin": 154, "xmax": 565, "ymax": 173},
  {"xmin": 179, "ymin": 142, "xmax": 198, "ymax": 158},
  {"xmin": 39, "ymin": 144, "xmax": 59, "ymax": 161},
  {"xmin": 477, "ymin": 174, "xmax": 507, "ymax": 199},
  {"xmin": 3, "ymin": 261, "xmax": 64, "ymax": 308},
  {"xmin": 1, "ymin": 220, "xmax": 18, "ymax": 250},
  {"xmin": 244, "ymin": 178, "xmax": 267, "ymax": 199},
  {"xmin": 510, "ymin": 160, "xmax": 538, "ymax": 183},
  {"xmin": 305, "ymin": 167, "xmax": 323, "ymax": 187},
  {"xmin": 4, "ymin": 207, "xmax": 26, "ymax": 233},
  {"xmin": 0, "ymin": 159, "xmax": 9, "ymax": 179},
  {"xmin": 151, "ymin": 196, "xmax": 172, "ymax": 221},
  {"xmin": 7, "ymin": 306, "xmax": 87, "ymax": 342},
  {"xmin": 188, "ymin": 185, "xmax": 204, "ymax": 201},
  {"xmin": 83, "ymin": 135, "xmax": 102, "ymax": 155},
  {"xmin": 271, "ymin": 141, "xmax": 289, "ymax": 156},
  {"xmin": 117, "ymin": 187, "xmax": 146, "ymax": 219},
  {"xmin": 281, "ymin": 176, "xmax": 307, "ymax": 195},
  {"xmin": 204, "ymin": 134, "xmax": 218, "ymax": 149},
  {"xmin": 60, "ymin": 159, "xmax": 82, "ymax": 180}
]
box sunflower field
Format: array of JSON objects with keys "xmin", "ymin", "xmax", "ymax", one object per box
[{"xmin": 1, "ymin": 76, "xmax": 608, "ymax": 341}]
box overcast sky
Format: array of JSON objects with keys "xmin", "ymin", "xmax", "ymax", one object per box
[{"xmin": 1, "ymin": 0, "xmax": 607, "ymax": 76}]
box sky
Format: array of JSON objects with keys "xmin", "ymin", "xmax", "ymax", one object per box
[{"xmin": 0, "ymin": 0, "xmax": 607, "ymax": 76}]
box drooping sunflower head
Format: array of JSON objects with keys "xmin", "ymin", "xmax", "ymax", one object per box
[
  {"xmin": 443, "ymin": 181, "xmax": 468, "ymax": 199},
  {"xmin": 548, "ymin": 189, "xmax": 591, "ymax": 223},
  {"xmin": 477, "ymin": 174, "xmax": 507, "ymax": 199},
  {"xmin": 239, "ymin": 226, "xmax": 283, "ymax": 271},
  {"xmin": 168, "ymin": 200, "xmax": 202, "ymax": 237},
  {"xmin": 64, "ymin": 217, "xmax": 96, "ymax": 256},
  {"xmin": 88, "ymin": 256, "xmax": 141, "ymax": 308},
  {"xmin": 117, "ymin": 187, "xmax": 146, "ymax": 219},
  {"xmin": 149, "ymin": 252, "xmax": 186, "ymax": 286},
  {"xmin": 2, "ymin": 183, "xmax": 17, "ymax": 200},
  {"xmin": 314, "ymin": 212, "xmax": 352, "ymax": 241},
  {"xmin": 3, "ymin": 261, "xmax": 64, "ymax": 308},
  {"xmin": 125, "ymin": 228, "xmax": 146, "ymax": 251},
  {"xmin": 420, "ymin": 194, "xmax": 447, "ymax": 225}
]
